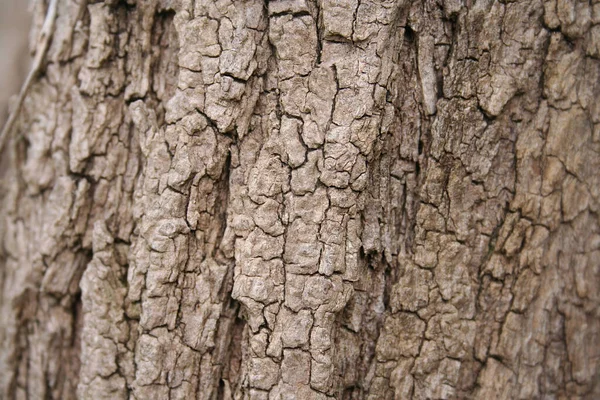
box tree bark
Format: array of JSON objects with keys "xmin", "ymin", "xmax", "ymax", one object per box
[{"xmin": 1, "ymin": 0, "xmax": 599, "ymax": 399}]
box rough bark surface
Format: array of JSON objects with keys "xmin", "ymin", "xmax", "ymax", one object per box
[{"xmin": 1, "ymin": 0, "xmax": 599, "ymax": 399}]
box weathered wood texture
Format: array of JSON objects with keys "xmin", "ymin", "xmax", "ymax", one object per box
[{"xmin": 1, "ymin": 0, "xmax": 599, "ymax": 399}]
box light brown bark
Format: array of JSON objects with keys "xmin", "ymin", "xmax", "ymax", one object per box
[{"xmin": 1, "ymin": 0, "xmax": 599, "ymax": 399}]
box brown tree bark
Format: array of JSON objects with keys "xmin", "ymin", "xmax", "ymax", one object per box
[{"xmin": 1, "ymin": 0, "xmax": 599, "ymax": 399}]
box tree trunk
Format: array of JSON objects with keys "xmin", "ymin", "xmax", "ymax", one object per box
[{"xmin": 1, "ymin": 0, "xmax": 599, "ymax": 399}]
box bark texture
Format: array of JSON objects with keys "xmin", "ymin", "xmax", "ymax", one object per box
[{"xmin": 1, "ymin": 0, "xmax": 599, "ymax": 399}]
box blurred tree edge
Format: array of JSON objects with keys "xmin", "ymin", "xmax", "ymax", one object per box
[
  {"xmin": 0, "ymin": 0, "xmax": 31, "ymax": 172},
  {"xmin": 0, "ymin": 1, "xmax": 598, "ymax": 399}
]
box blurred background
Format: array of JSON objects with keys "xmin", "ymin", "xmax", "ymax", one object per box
[{"xmin": 0, "ymin": 0, "xmax": 32, "ymax": 128}]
